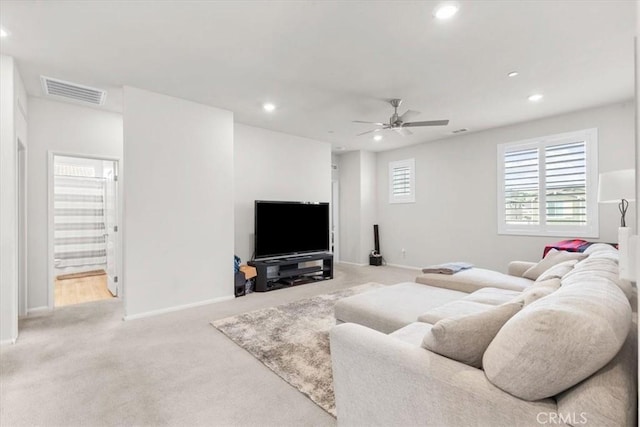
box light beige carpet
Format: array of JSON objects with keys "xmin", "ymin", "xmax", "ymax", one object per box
[{"xmin": 211, "ymin": 282, "xmax": 384, "ymax": 417}]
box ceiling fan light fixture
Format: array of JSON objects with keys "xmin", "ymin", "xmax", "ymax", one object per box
[
  {"xmin": 262, "ymin": 102, "xmax": 276, "ymax": 112},
  {"xmin": 434, "ymin": 2, "xmax": 460, "ymax": 20}
]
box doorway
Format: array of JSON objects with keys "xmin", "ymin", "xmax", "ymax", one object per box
[
  {"xmin": 331, "ymin": 180, "xmax": 340, "ymax": 262},
  {"xmin": 49, "ymin": 154, "xmax": 120, "ymax": 308}
]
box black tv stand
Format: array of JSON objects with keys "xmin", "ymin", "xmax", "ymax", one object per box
[{"xmin": 248, "ymin": 253, "xmax": 333, "ymax": 292}]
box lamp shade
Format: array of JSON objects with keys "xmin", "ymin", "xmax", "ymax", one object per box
[{"xmin": 597, "ymin": 169, "xmax": 635, "ymax": 203}]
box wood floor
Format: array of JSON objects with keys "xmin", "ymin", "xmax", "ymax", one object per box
[{"xmin": 55, "ymin": 271, "xmax": 114, "ymax": 307}]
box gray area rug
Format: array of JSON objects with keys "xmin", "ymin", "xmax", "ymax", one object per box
[{"xmin": 211, "ymin": 282, "xmax": 384, "ymax": 417}]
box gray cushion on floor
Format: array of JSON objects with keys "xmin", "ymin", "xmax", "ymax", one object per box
[{"xmin": 334, "ymin": 282, "xmax": 466, "ymax": 334}]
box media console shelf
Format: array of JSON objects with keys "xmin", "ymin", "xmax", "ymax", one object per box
[{"xmin": 248, "ymin": 253, "xmax": 333, "ymax": 292}]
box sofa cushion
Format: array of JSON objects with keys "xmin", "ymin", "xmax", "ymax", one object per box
[
  {"xmin": 583, "ymin": 243, "xmax": 618, "ymax": 255},
  {"xmin": 390, "ymin": 322, "xmax": 433, "ymax": 346},
  {"xmin": 511, "ymin": 278, "xmax": 561, "ymax": 306},
  {"xmin": 535, "ymin": 259, "xmax": 578, "ymax": 282},
  {"xmin": 563, "ymin": 255, "xmax": 632, "ymax": 300},
  {"xmin": 422, "ymin": 302, "xmax": 522, "ymax": 369},
  {"xmin": 522, "ymin": 249, "xmax": 586, "ymax": 280},
  {"xmin": 556, "ymin": 322, "xmax": 638, "ymax": 427},
  {"xmin": 462, "ymin": 287, "xmax": 522, "ymax": 306},
  {"xmin": 418, "ymin": 300, "xmax": 494, "ymax": 324},
  {"xmin": 334, "ymin": 282, "xmax": 467, "ymax": 334},
  {"xmin": 416, "ymin": 268, "xmax": 533, "ymax": 293},
  {"xmin": 483, "ymin": 279, "xmax": 631, "ymax": 401}
]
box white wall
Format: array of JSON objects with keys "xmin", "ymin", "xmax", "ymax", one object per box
[
  {"xmin": 123, "ymin": 87, "xmax": 234, "ymax": 318},
  {"xmin": 338, "ymin": 152, "xmax": 361, "ymax": 263},
  {"xmin": 376, "ymin": 101, "xmax": 635, "ymax": 272},
  {"xmin": 0, "ymin": 55, "xmax": 23, "ymax": 343},
  {"xmin": 337, "ymin": 150, "xmax": 378, "ymax": 265},
  {"xmin": 234, "ymin": 123, "xmax": 331, "ymax": 262},
  {"xmin": 27, "ymin": 97, "xmax": 123, "ymax": 310},
  {"xmin": 360, "ymin": 151, "xmax": 377, "ymax": 259}
]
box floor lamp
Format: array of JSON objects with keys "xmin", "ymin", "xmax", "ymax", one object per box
[{"xmin": 597, "ymin": 169, "xmax": 636, "ymax": 281}]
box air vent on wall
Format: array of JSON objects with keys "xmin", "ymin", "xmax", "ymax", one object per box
[{"xmin": 40, "ymin": 76, "xmax": 107, "ymax": 106}]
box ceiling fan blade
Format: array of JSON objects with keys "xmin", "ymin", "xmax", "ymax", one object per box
[
  {"xmin": 399, "ymin": 109, "xmax": 420, "ymax": 123},
  {"xmin": 403, "ymin": 119, "xmax": 450, "ymax": 127},
  {"xmin": 393, "ymin": 127, "xmax": 413, "ymax": 136},
  {"xmin": 353, "ymin": 120, "xmax": 387, "ymax": 126},
  {"xmin": 357, "ymin": 128, "xmax": 386, "ymax": 136}
]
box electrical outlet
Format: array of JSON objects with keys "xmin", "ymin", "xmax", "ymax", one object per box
[{"xmin": 401, "ymin": 248, "xmax": 406, "ymax": 258}]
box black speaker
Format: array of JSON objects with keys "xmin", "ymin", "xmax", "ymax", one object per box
[
  {"xmin": 373, "ymin": 224, "xmax": 380, "ymax": 254},
  {"xmin": 234, "ymin": 271, "xmax": 246, "ymax": 297},
  {"xmin": 370, "ymin": 224, "xmax": 382, "ymax": 266}
]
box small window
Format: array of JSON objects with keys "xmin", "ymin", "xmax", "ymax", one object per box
[
  {"xmin": 497, "ymin": 128, "xmax": 598, "ymax": 237},
  {"xmin": 389, "ymin": 159, "xmax": 415, "ymax": 204}
]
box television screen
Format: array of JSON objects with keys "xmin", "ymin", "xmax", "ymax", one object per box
[{"xmin": 254, "ymin": 200, "xmax": 330, "ymax": 259}]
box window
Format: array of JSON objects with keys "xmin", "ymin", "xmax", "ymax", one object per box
[
  {"xmin": 497, "ymin": 128, "xmax": 598, "ymax": 237},
  {"xmin": 389, "ymin": 158, "xmax": 415, "ymax": 203}
]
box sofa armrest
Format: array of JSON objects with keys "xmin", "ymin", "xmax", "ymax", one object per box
[
  {"xmin": 508, "ymin": 261, "xmax": 536, "ymax": 277},
  {"xmin": 330, "ymin": 323, "xmax": 556, "ymax": 427}
]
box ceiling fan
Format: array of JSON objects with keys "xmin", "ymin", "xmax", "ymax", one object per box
[{"xmin": 353, "ymin": 99, "xmax": 449, "ymax": 136}]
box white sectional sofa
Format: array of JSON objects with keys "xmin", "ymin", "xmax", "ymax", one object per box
[{"xmin": 330, "ymin": 244, "xmax": 637, "ymax": 427}]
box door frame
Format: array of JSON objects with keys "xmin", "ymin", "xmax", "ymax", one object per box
[
  {"xmin": 47, "ymin": 151, "xmax": 122, "ymax": 310},
  {"xmin": 331, "ymin": 179, "xmax": 340, "ymax": 262},
  {"xmin": 17, "ymin": 139, "xmax": 27, "ymax": 317}
]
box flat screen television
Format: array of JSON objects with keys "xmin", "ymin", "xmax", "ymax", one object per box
[{"xmin": 254, "ymin": 200, "xmax": 330, "ymax": 260}]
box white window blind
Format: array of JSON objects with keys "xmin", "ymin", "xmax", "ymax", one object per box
[
  {"xmin": 389, "ymin": 159, "xmax": 415, "ymax": 203},
  {"xmin": 498, "ymin": 128, "xmax": 598, "ymax": 237},
  {"xmin": 504, "ymin": 147, "xmax": 539, "ymax": 225},
  {"xmin": 545, "ymin": 142, "xmax": 587, "ymax": 226}
]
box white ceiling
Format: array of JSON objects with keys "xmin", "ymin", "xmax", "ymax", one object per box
[{"xmin": 0, "ymin": 1, "xmax": 635, "ymax": 152}]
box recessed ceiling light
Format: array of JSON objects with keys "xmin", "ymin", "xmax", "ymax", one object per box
[
  {"xmin": 0, "ymin": 27, "xmax": 9, "ymax": 38},
  {"xmin": 528, "ymin": 94, "xmax": 544, "ymax": 102},
  {"xmin": 434, "ymin": 2, "xmax": 460, "ymax": 20},
  {"xmin": 373, "ymin": 135, "xmax": 383, "ymax": 142},
  {"xmin": 263, "ymin": 102, "xmax": 276, "ymax": 112},
  {"xmin": 507, "ymin": 71, "xmax": 519, "ymax": 77}
]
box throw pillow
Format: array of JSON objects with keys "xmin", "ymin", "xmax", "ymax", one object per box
[
  {"xmin": 421, "ymin": 302, "xmax": 523, "ymax": 369},
  {"xmin": 483, "ymin": 280, "xmax": 631, "ymax": 401},
  {"xmin": 583, "ymin": 243, "xmax": 618, "ymax": 256},
  {"xmin": 522, "ymin": 249, "xmax": 586, "ymax": 280},
  {"xmin": 535, "ymin": 260, "xmax": 578, "ymax": 282},
  {"xmin": 511, "ymin": 278, "xmax": 561, "ymax": 306}
]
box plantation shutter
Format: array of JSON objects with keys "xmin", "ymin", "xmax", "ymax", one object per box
[
  {"xmin": 503, "ymin": 147, "xmax": 539, "ymax": 225},
  {"xmin": 545, "ymin": 141, "xmax": 587, "ymax": 225},
  {"xmin": 498, "ymin": 128, "xmax": 597, "ymax": 237},
  {"xmin": 392, "ymin": 165, "xmax": 411, "ymax": 196},
  {"xmin": 389, "ymin": 159, "xmax": 415, "ymax": 203}
]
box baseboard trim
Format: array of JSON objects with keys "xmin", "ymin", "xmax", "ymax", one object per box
[
  {"xmin": 384, "ymin": 262, "xmax": 422, "ymax": 271},
  {"xmin": 27, "ymin": 306, "xmax": 51, "ymax": 315},
  {"xmin": 337, "ymin": 261, "xmax": 367, "ymax": 267},
  {"xmin": 0, "ymin": 337, "xmax": 17, "ymax": 346},
  {"xmin": 123, "ymin": 295, "xmax": 235, "ymax": 321}
]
